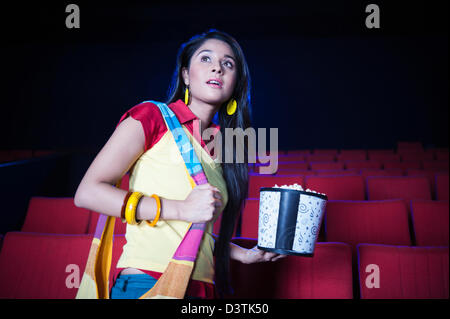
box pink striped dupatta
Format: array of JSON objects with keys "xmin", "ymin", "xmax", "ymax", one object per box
[{"xmin": 76, "ymin": 101, "xmax": 210, "ymax": 299}]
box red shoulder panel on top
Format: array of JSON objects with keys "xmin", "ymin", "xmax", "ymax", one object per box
[{"xmin": 117, "ymin": 101, "xmax": 168, "ymax": 152}]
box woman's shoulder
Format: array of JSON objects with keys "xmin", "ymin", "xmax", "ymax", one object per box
[
  {"xmin": 118, "ymin": 100, "xmax": 168, "ymax": 151},
  {"xmin": 119, "ymin": 100, "xmax": 163, "ymax": 121}
]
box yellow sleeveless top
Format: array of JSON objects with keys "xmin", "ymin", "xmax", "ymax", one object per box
[{"xmin": 116, "ymin": 126, "xmax": 228, "ymax": 284}]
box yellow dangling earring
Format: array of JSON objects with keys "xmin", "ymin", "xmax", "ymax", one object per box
[
  {"xmin": 226, "ymin": 99, "xmax": 237, "ymax": 115},
  {"xmin": 184, "ymin": 86, "xmax": 190, "ymax": 105}
]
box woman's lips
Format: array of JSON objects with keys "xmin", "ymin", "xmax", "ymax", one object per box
[{"xmin": 206, "ymin": 82, "xmax": 222, "ymax": 89}]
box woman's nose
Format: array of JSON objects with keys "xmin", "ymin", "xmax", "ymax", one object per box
[{"xmin": 211, "ymin": 64, "xmax": 223, "ymax": 74}]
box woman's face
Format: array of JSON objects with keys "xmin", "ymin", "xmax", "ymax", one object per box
[{"xmin": 183, "ymin": 39, "xmax": 237, "ymax": 106}]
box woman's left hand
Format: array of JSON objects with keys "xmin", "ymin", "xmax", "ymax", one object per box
[{"xmin": 243, "ymin": 246, "xmax": 287, "ymax": 264}]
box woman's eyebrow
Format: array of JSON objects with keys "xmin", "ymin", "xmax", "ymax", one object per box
[{"xmin": 196, "ymin": 49, "xmax": 236, "ymax": 61}]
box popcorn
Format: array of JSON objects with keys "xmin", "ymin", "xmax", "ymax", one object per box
[{"xmin": 273, "ymin": 183, "xmax": 326, "ymax": 196}]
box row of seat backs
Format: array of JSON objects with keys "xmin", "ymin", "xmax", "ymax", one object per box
[
  {"xmin": 248, "ymin": 174, "xmax": 449, "ymax": 200},
  {"xmin": 239, "ymin": 199, "xmax": 449, "ymax": 246},
  {"xmin": 253, "ymin": 160, "xmax": 449, "ymax": 171},
  {"xmin": 19, "ymin": 196, "xmax": 448, "ymax": 258},
  {"xmin": 0, "ymin": 232, "xmax": 447, "ymax": 299}
]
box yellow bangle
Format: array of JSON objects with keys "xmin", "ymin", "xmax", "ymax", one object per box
[
  {"xmin": 146, "ymin": 194, "xmax": 161, "ymax": 227},
  {"xmin": 125, "ymin": 192, "xmax": 144, "ymax": 225}
]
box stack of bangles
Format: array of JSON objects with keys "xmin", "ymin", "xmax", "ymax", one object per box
[{"xmin": 121, "ymin": 191, "xmax": 161, "ymax": 227}]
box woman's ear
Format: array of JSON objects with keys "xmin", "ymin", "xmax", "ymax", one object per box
[{"xmin": 182, "ymin": 67, "xmax": 189, "ymax": 86}]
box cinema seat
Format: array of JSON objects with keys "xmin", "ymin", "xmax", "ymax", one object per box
[
  {"xmin": 315, "ymin": 169, "xmax": 359, "ymax": 176},
  {"xmin": 360, "ymin": 169, "xmax": 404, "ymax": 178},
  {"xmin": 366, "ymin": 176, "xmax": 431, "ymax": 201},
  {"xmin": 276, "ymin": 169, "xmax": 315, "ymax": 176},
  {"xmin": 383, "ymin": 161, "xmax": 422, "ymax": 172},
  {"xmin": 227, "ymin": 238, "xmax": 353, "ymax": 299},
  {"xmin": 240, "ymin": 199, "xmax": 260, "ymax": 238},
  {"xmin": 309, "ymin": 161, "xmax": 344, "ymax": 170},
  {"xmin": 306, "ymin": 154, "xmax": 336, "ymax": 162},
  {"xmin": 410, "ymin": 200, "xmax": 449, "ymax": 246},
  {"xmin": 435, "ymin": 173, "xmax": 449, "ymax": 200},
  {"xmin": 435, "ymin": 149, "xmax": 449, "ymax": 161},
  {"xmin": 276, "ymin": 162, "xmax": 309, "ymax": 171},
  {"xmin": 358, "ymin": 244, "xmax": 449, "ymax": 299},
  {"xmin": 312, "ymin": 149, "xmax": 338, "ymax": 156},
  {"xmin": 345, "ymin": 161, "xmax": 382, "ymax": 170},
  {"xmin": 400, "ymin": 152, "xmax": 433, "ymax": 162},
  {"xmin": 423, "ymin": 160, "xmax": 449, "ymax": 171},
  {"xmin": 87, "ymin": 212, "xmax": 127, "ymax": 235},
  {"xmin": 0, "ymin": 232, "xmax": 126, "ymax": 298},
  {"xmin": 337, "ymin": 150, "xmax": 367, "ymax": 161},
  {"xmin": 21, "ymin": 197, "xmax": 91, "ymax": 234},
  {"xmin": 325, "ymin": 200, "xmax": 411, "ymax": 255},
  {"xmin": 305, "ymin": 175, "xmax": 365, "ymax": 200},
  {"xmin": 248, "ymin": 175, "xmax": 304, "ymax": 198}
]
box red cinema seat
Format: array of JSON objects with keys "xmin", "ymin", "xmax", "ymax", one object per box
[
  {"xmin": 21, "ymin": 197, "xmax": 91, "ymax": 234},
  {"xmin": 276, "ymin": 169, "xmax": 315, "ymax": 176},
  {"xmin": 0, "ymin": 232, "xmax": 126, "ymax": 299},
  {"xmin": 87, "ymin": 212, "xmax": 127, "ymax": 235},
  {"xmin": 309, "ymin": 161, "xmax": 344, "ymax": 170},
  {"xmin": 383, "ymin": 161, "xmax": 422, "ymax": 172},
  {"xmin": 435, "ymin": 149, "xmax": 449, "ymax": 161},
  {"xmin": 276, "ymin": 161, "xmax": 309, "ymax": 171},
  {"xmin": 360, "ymin": 169, "xmax": 404, "ymax": 178},
  {"xmin": 358, "ymin": 244, "xmax": 449, "ymax": 299},
  {"xmin": 315, "ymin": 169, "xmax": 359, "ymax": 176},
  {"xmin": 305, "ymin": 175, "xmax": 365, "ymax": 200},
  {"xmin": 368, "ymin": 152, "xmax": 400, "ymax": 162},
  {"xmin": 423, "ymin": 160, "xmax": 449, "ymax": 171},
  {"xmin": 240, "ymin": 199, "xmax": 260, "ymax": 238},
  {"xmin": 227, "ymin": 238, "xmax": 353, "ymax": 299},
  {"xmin": 248, "ymin": 175, "xmax": 304, "ymax": 198},
  {"xmin": 410, "ymin": 200, "xmax": 449, "ymax": 246},
  {"xmin": 325, "ymin": 200, "xmax": 411, "ymax": 255},
  {"xmin": 306, "ymin": 154, "xmax": 336, "ymax": 162},
  {"xmin": 366, "ymin": 176, "xmax": 432, "ymax": 201},
  {"xmin": 345, "ymin": 161, "xmax": 382, "ymax": 170},
  {"xmin": 435, "ymin": 173, "xmax": 449, "ymax": 200},
  {"xmin": 400, "ymin": 152, "xmax": 433, "ymax": 162},
  {"xmin": 312, "ymin": 149, "xmax": 338, "ymax": 156},
  {"xmin": 285, "ymin": 150, "xmax": 311, "ymax": 156},
  {"xmin": 407, "ymin": 169, "xmax": 446, "ymax": 198},
  {"xmin": 337, "ymin": 150, "xmax": 367, "ymax": 161}
]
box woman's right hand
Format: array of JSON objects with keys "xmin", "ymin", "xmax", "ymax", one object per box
[{"xmin": 175, "ymin": 183, "xmax": 223, "ymax": 223}]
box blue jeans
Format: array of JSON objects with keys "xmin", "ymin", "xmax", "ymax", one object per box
[
  {"xmin": 110, "ymin": 274, "xmax": 157, "ymax": 299},
  {"xmin": 110, "ymin": 273, "xmax": 202, "ymax": 299}
]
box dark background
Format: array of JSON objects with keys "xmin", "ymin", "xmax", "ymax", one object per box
[
  {"xmin": 0, "ymin": 0, "xmax": 448, "ymax": 233},
  {"xmin": 1, "ymin": 0, "xmax": 448, "ymax": 151}
]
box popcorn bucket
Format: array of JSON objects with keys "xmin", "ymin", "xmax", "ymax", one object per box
[{"xmin": 257, "ymin": 187, "xmax": 328, "ymax": 257}]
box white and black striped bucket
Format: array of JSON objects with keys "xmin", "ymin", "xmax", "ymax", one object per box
[{"xmin": 257, "ymin": 187, "xmax": 327, "ymax": 257}]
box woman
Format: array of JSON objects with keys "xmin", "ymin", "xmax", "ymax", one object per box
[{"xmin": 74, "ymin": 29, "xmax": 284, "ymax": 299}]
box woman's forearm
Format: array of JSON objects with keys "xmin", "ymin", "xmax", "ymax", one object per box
[
  {"xmin": 229, "ymin": 241, "xmax": 249, "ymax": 264},
  {"xmin": 74, "ymin": 181, "xmax": 180, "ymax": 221}
]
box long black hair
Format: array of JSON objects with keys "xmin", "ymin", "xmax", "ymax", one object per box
[{"xmin": 166, "ymin": 29, "xmax": 252, "ymax": 296}]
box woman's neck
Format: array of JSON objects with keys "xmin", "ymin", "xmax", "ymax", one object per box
[{"xmin": 188, "ymin": 98, "xmax": 220, "ymax": 133}]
